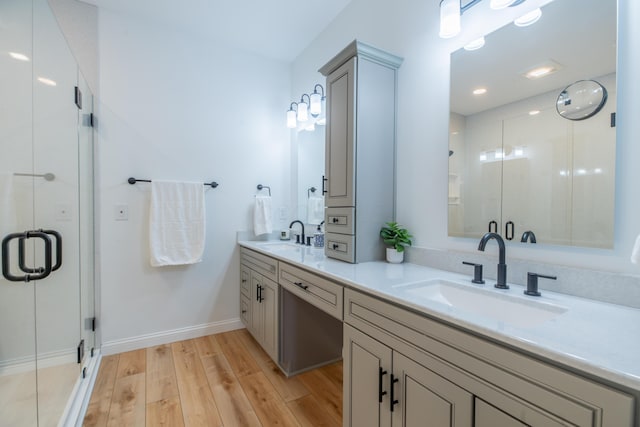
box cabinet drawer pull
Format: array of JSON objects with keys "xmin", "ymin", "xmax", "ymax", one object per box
[
  {"xmin": 241, "ymin": 309, "xmax": 247, "ymax": 314},
  {"xmin": 378, "ymin": 367, "xmax": 388, "ymax": 403},
  {"xmin": 294, "ymin": 281, "xmax": 309, "ymax": 290},
  {"xmin": 390, "ymin": 374, "xmax": 399, "ymax": 412}
]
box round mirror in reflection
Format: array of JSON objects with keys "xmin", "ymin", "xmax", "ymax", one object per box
[{"xmin": 556, "ymin": 80, "xmax": 608, "ymax": 121}]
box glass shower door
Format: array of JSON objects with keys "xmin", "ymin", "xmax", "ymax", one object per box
[{"xmin": 0, "ymin": 1, "xmax": 38, "ymax": 425}]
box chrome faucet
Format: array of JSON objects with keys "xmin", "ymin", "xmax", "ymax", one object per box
[
  {"xmin": 289, "ymin": 220, "xmax": 305, "ymax": 245},
  {"xmin": 477, "ymin": 232, "xmax": 508, "ymax": 289}
]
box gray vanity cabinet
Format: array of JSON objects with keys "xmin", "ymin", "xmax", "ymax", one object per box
[
  {"xmin": 320, "ymin": 41, "xmax": 403, "ymax": 263},
  {"xmin": 344, "ymin": 324, "xmax": 473, "ymax": 427},
  {"xmin": 240, "ymin": 248, "xmax": 279, "ymax": 362},
  {"xmin": 344, "ymin": 288, "xmax": 635, "ymax": 426}
]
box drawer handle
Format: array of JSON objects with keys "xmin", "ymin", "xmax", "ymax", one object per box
[
  {"xmin": 241, "ymin": 309, "xmax": 247, "ymax": 314},
  {"xmin": 332, "ymin": 217, "xmax": 339, "ymax": 223},
  {"xmin": 242, "ymin": 279, "xmax": 247, "ymax": 283},
  {"xmin": 294, "ymin": 281, "xmax": 309, "ymax": 291},
  {"xmin": 379, "ymin": 367, "xmax": 388, "ymax": 403},
  {"xmin": 390, "ymin": 374, "xmax": 399, "ymax": 412},
  {"xmin": 332, "ymin": 243, "xmax": 339, "ymax": 250}
]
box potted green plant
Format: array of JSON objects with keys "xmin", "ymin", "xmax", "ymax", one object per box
[{"xmin": 380, "ymin": 222, "xmax": 412, "ymax": 263}]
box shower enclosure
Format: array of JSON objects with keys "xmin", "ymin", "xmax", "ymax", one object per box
[{"xmin": 0, "ymin": 0, "xmax": 97, "ymax": 425}]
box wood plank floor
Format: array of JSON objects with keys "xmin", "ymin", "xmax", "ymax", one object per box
[{"xmin": 83, "ymin": 329, "xmax": 342, "ymax": 427}]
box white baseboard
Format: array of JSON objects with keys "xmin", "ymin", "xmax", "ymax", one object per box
[
  {"xmin": 101, "ymin": 318, "xmax": 244, "ymax": 355},
  {"xmin": 0, "ymin": 349, "xmax": 77, "ymax": 376}
]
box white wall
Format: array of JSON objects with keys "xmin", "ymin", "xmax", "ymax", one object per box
[
  {"xmin": 98, "ymin": 9, "xmax": 292, "ymax": 351},
  {"xmin": 292, "ymin": 0, "xmax": 640, "ymax": 275}
]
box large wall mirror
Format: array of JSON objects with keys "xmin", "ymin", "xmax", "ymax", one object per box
[{"xmin": 448, "ymin": 0, "xmax": 617, "ymax": 249}]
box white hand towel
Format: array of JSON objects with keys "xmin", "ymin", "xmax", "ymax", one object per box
[
  {"xmin": 631, "ymin": 234, "xmax": 640, "ymax": 264},
  {"xmin": 0, "ymin": 173, "xmax": 17, "ymax": 237},
  {"xmin": 307, "ymin": 195, "xmax": 324, "ymax": 225},
  {"xmin": 149, "ymin": 180, "xmax": 206, "ymax": 267},
  {"xmin": 254, "ymin": 195, "xmax": 273, "ymax": 236}
]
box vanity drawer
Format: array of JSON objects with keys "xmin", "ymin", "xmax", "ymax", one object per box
[
  {"xmin": 240, "ymin": 293, "xmax": 251, "ymax": 327},
  {"xmin": 325, "ymin": 207, "xmax": 355, "ymax": 235},
  {"xmin": 325, "ymin": 232, "xmax": 355, "ymax": 263},
  {"xmin": 279, "ymin": 263, "xmax": 343, "ymax": 320},
  {"xmin": 240, "ymin": 265, "xmax": 251, "ymax": 298},
  {"xmin": 240, "ymin": 247, "xmax": 278, "ymax": 282}
]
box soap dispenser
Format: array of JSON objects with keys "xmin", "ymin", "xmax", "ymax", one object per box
[{"xmin": 313, "ymin": 222, "xmax": 325, "ymax": 248}]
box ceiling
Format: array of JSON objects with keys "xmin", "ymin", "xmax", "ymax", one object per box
[
  {"xmin": 450, "ymin": 0, "xmax": 617, "ymax": 116},
  {"xmin": 79, "ymin": 0, "xmax": 352, "ymax": 62}
]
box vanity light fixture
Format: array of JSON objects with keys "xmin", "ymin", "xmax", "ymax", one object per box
[
  {"xmin": 464, "ymin": 37, "xmax": 485, "ymax": 51},
  {"xmin": 514, "ymin": 8, "xmax": 542, "ymax": 27},
  {"xmin": 286, "ymin": 84, "xmax": 327, "ymax": 130},
  {"xmin": 439, "ymin": 0, "xmax": 529, "ymax": 39},
  {"xmin": 286, "ymin": 102, "xmax": 298, "ymax": 128},
  {"xmin": 473, "ymin": 87, "xmax": 487, "ymax": 95},
  {"xmin": 9, "ymin": 52, "xmax": 30, "ymax": 61},
  {"xmin": 529, "ymin": 110, "xmax": 541, "ymax": 115}
]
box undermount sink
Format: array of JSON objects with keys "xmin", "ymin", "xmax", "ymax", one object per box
[
  {"xmin": 395, "ymin": 279, "xmax": 567, "ymax": 328},
  {"xmin": 254, "ymin": 241, "xmax": 300, "ymax": 251}
]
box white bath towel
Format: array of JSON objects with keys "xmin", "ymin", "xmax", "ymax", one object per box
[
  {"xmin": 254, "ymin": 195, "xmax": 273, "ymax": 236},
  {"xmin": 307, "ymin": 195, "xmax": 324, "ymax": 225},
  {"xmin": 0, "ymin": 173, "xmax": 17, "ymax": 238},
  {"xmin": 149, "ymin": 180, "xmax": 206, "ymax": 267},
  {"xmin": 631, "ymin": 234, "xmax": 640, "ymax": 265}
]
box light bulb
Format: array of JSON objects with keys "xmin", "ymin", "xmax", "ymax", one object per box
[
  {"xmin": 514, "ymin": 8, "xmax": 542, "ymax": 27},
  {"xmin": 297, "ymin": 102, "xmax": 308, "ymax": 122},
  {"xmin": 490, "ymin": 0, "xmax": 516, "ymax": 10},
  {"xmin": 310, "ymin": 92, "xmax": 322, "ymax": 116},
  {"xmin": 287, "ymin": 109, "xmax": 297, "ymax": 128},
  {"xmin": 439, "ymin": 0, "xmax": 461, "ymax": 39},
  {"xmin": 464, "ymin": 37, "xmax": 485, "ymax": 51}
]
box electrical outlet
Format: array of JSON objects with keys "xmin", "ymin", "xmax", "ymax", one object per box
[
  {"xmin": 114, "ymin": 204, "xmax": 128, "ymax": 221},
  {"xmin": 278, "ymin": 206, "xmax": 288, "ymax": 221}
]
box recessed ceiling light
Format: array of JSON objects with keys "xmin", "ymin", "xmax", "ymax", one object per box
[
  {"xmin": 514, "ymin": 8, "xmax": 542, "ymax": 27},
  {"xmin": 521, "ymin": 60, "xmax": 563, "ymax": 80},
  {"xmin": 9, "ymin": 52, "xmax": 30, "ymax": 61},
  {"xmin": 473, "ymin": 88, "xmax": 487, "ymax": 95},
  {"xmin": 529, "ymin": 110, "xmax": 540, "ymax": 116},
  {"xmin": 37, "ymin": 77, "xmax": 57, "ymax": 86},
  {"xmin": 464, "ymin": 37, "xmax": 485, "ymax": 51}
]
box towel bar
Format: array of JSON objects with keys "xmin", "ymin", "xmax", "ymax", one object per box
[
  {"xmin": 14, "ymin": 172, "xmax": 55, "ymax": 181},
  {"xmin": 128, "ymin": 177, "xmax": 219, "ymax": 188}
]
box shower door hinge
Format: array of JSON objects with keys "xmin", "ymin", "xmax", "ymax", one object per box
[
  {"xmin": 90, "ymin": 113, "xmax": 95, "ymax": 127},
  {"xmin": 77, "ymin": 339, "xmax": 85, "ymax": 364},
  {"xmin": 82, "ymin": 367, "xmax": 87, "ymax": 378},
  {"xmin": 85, "ymin": 316, "xmax": 97, "ymax": 331},
  {"xmin": 611, "ymin": 112, "xmax": 616, "ymax": 127},
  {"xmin": 91, "ymin": 347, "xmax": 95, "ymax": 358},
  {"xmin": 74, "ymin": 86, "xmax": 82, "ymax": 109}
]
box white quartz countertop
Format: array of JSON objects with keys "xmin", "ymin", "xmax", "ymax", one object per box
[{"xmin": 238, "ymin": 240, "xmax": 640, "ymax": 391}]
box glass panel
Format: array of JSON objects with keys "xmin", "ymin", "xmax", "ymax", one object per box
[
  {"xmin": 77, "ymin": 71, "xmax": 96, "ymax": 358},
  {"xmin": 0, "ymin": 0, "xmax": 38, "ymax": 425},
  {"xmin": 33, "ymin": 0, "xmax": 82, "ymax": 424}
]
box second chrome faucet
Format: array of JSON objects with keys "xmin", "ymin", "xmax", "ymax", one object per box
[{"xmin": 477, "ymin": 232, "xmax": 508, "ymax": 289}]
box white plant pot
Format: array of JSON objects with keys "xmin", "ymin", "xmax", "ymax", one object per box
[{"xmin": 386, "ymin": 247, "xmax": 404, "ymax": 264}]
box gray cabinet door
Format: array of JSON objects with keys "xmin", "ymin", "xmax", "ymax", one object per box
[
  {"xmin": 261, "ymin": 276, "xmax": 279, "ymax": 361},
  {"xmin": 474, "ymin": 399, "xmax": 527, "ymax": 427},
  {"xmin": 249, "ymin": 271, "xmax": 263, "ymax": 342},
  {"xmin": 343, "ymin": 324, "xmax": 392, "ymax": 427},
  {"xmin": 325, "ymin": 57, "xmax": 356, "ymax": 208},
  {"xmin": 392, "ymin": 352, "xmax": 473, "ymax": 427}
]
